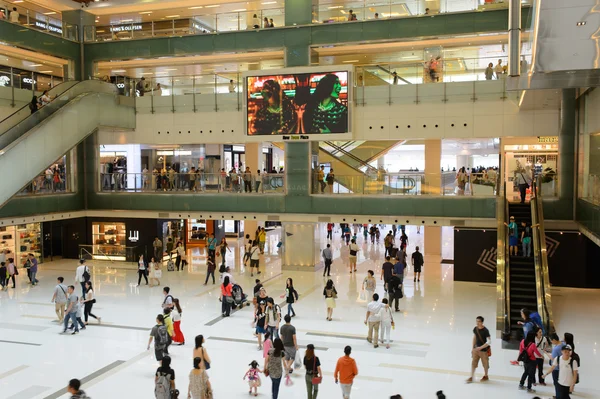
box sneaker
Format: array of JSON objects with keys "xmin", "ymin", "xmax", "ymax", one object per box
[
  {"xmin": 480, "ymin": 376, "xmax": 489, "ymax": 382},
  {"xmin": 527, "ymin": 389, "xmax": 536, "ymax": 393},
  {"xmin": 71, "ymin": 331, "xmax": 79, "ymax": 335},
  {"xmin": 374, "ymin": 344, "xmax": 379, "ymax": 348},
  {"xmin": 518, "ymin": 385, "xmax": 525, "ymax": 390},
  {"xmin": 465, "ymin": 378, "xmax": 473, "ymax": 384},
  {"xmin": 367, "ymin": 338, "xmax": 372, "ymax": 343}
]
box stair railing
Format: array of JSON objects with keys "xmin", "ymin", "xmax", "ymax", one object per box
[
  {"xmin": 496, "ymin": 180, "xmax": 511, "ymax": 339},
  {"xmin": 323, "ymin": 141, "xmax": 378, "ymax": 174}
]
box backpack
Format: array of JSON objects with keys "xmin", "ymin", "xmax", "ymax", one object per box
[
  {"xmin": 219, "ymin": 264, "xmax": 226, "ymax": 273},
  {"xmin": 82, "ymin": 266, "xmax": 90, "ymax": 282},
  {"xmin": 385, "ymin": 235, "xmax": 393, "ymax": 247},
  {"xmin": 155, "ymin": 371, "xmax": 172, "ymax": 399},
  {"xmin": 518, "ymin": 343, "xmax": 532, "ymax": 363},
  {"xmin": 155, "ymin": 325, "xmax": 169, "ymax": 348},
  {"xmin": 524, "ymin": 226, "xmax": 532, "ymax": 238}
]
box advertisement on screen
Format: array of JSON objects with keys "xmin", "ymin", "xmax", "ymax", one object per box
[{"xmin": 245, "ymin": 67, "xmax": 352, "ymax": 138}]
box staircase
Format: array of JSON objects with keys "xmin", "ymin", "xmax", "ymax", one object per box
[{"xmin": 507, "ymin": 202, "xmax": 537, "ymax": 341}]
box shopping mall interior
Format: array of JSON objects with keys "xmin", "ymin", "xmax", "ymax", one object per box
[{"xmin": 0, "ymin": 0, "xmax": 599, "ymax": 398}]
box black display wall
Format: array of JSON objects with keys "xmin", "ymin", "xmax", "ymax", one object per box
[{"xmin": 454, "ymin": 229, "xmax": 498, "ymax": 283}]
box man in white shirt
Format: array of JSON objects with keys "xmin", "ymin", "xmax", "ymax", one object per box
[
  {"xmin": 250, "ymin": 243, "xmax": 261, "ymax": 276},
  {"xmin": 364, "ymin": 293, "xmax": 382, "ymax": 348},
  {"xmin": 544, "ymin": 344, "xmax": 578, "ymax": 398},
  {"xmin": 74, "ymin": 259, "xmax": 89, "ymax": 299},
  {"xmin": 494, "ymin": 59, "xmax": 504, "ymax": 79},
  {"xmin": 220, "ymin": 266, "xmax": 235, "ymax": 284},
  {"xmin": 9, "ymin": 7, "xmax": 19, "ymax": 23},
  {"xmin": 228, "ymin": 80, "xmax": 235, "ymax": 93}
]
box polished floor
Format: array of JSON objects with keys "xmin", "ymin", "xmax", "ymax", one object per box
[{"xmin": 0, "ymin": 225, "xmax": 598, "ymax": 399}]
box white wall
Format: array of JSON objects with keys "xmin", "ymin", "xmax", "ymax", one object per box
[{"xmin": 100, "ymin": 80, "xmax": 560, "ymax": 145}]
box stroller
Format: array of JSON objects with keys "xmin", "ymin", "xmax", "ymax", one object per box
[{"xmin": 231, "ymin": 284, "xmax": 250, "ymax": 309}]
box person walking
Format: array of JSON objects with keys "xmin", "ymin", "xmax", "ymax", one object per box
[
  {"xmin": 326, "ymin": 222, "xmax": 333, "ymax": 240},
  {"xmin": 75, "ymin": 259, "xmax": 90, "ymax": 299},
  {"xmin": 364, "ymin": 293, "xmax": 382, "ymax": 348},
  {"xmin": 384, "ymin": 231, "xmax": 394, "ymax": 257},
  {"xmin": 153, "ymin": 237, "xmax": 163, "ymax": 262},
  {"xmin": 265, "ymin": 298, "xmax": 281, "ymax": 340},
  {"xmin": 411, "ymin": 246, "xmax": 424, "ymax": 282},
  {"xmin": 51, "ymin": 277, "xmax": 68, "ymax": 322},
  {"xmin": 0, "ymin": 262, "xmax": 6, "ymax": 291},
  {"xmin": 137, "ymin": 254, "xmax": 149, "ymax": 286},
  {"xmin": 207, "ymin": 233, "xmax": 217, "ymax": 259},
  {"xmin": 485, "ymin": 62, "xmax": 494, "ymax": 80},
  {"xmin": 521, "ymin": 220, "xmax": 533, "ymax": 257},
  {"xmin": 381, "ymin": 256, "xmax": 394, "ymax": 287},
  {"xmin": 326, "ymin": 169, "xmax": 335, "ymax": 193},
  {"xmin": 218, "ymin": 238, "xmax": 231, "ymax": 268},
  {"xmin": 264, "ymin": 338, "xmax": 285, "ymax": 399},
  {"xmin": 279, "ymin": 314, "xmax": 298, "ymax": 375},
  {"xmin": 172, "ymin": 241, "xmax": 187, "ymax": 271},
  {"xmin": 149, "ymin": 257, "xmax": 162, "ymax": 287},
  {"xmin": 204, "ymin": 255, "xmax": 216, "ymax": 285},
  {"xmin": 467, "ymin": 316, "xmax": 491, "ymax": 383},
  {"xmin": 188, "ymin": 357, "xmax": 212, "ymax": 399},
  {"xmin": 322, "ymin": 244, "xmax": 333, "ymax": 277},
  {"xmin": 244, "ymin": 360, "xmax": 263, "ymax": 397},
  {"xmin": 62, "ymin": 286, "xmax": 80, "ymax": 335},
  {"xmin": 250, "ymin": 240, "xmax": 261, "ymax": 276},
  {"xmin": 379, "ymin": 298, "xmax": 394, "ymax": 349},
  {"xmin": 323, "ymin": 279, "xmax": 337, "ymax": 321},
  {"xmin": 281, "ymin": 278, "xmax": 298, "ymax": 317},
  {"xmin": 67, "ymin": 379, "xmax": 90, "ymax": 399},
  {"xmin": 171, "ymin": 298, "xmax": 185, "ymax": 345},
  {"xmin": 304, "ymin": 344, "xmax": 322, "ymax": 399},
  {"xmin": 148, "ymin": 314, "xmax": 169, "ymax": 362},
  {"xmin": 162, "ymin": 286, "xmax": 175, "ymax": 310},
  {"xmin": 243, "ymin": 167, "xmax": 253, "ymax": 192},
  {"xmin": 81, "ymin": 281, "xmax": 101, "ymax": 325},
  {"xmin": 28, "ymin": 254, "xmax": 39, "ymax": 286},
  {"xmin": 519, "ymin": 330, "xmax": 543, "ymax": 393},
  {"xmin": 534, "ymin": 327, "xmax": 551, "ymax": 385},
  {"xmin": 155, "ymin": 355, "xmax": 176, "ymax": 398},
  {"xmin": 362, "ymin": 270, "xmax": 376, "ymax": 303},
  {"xmin": 543, "ymin": 344, "xmax": 578, "ymax": 399},
  {"xmin": 192, "ymin": 334, "xmax": 211, "ymax": 370},
  {"xmin": 220, "ymin": 276, "xmax": 233, "ymax": 317},
  {"xmin": 254, "ymin": 301, "xmax": 267, "ymax": 350},
  {"xmin": 515, "ymin": 166, "xmax": 532, "ymax": 204},
  {"xmin": 334, "ymin": 346, "xmax": 358, "ymax": 399},
  {"xmin": 243, "ymin": 235, "xmax": 252, "ymax": 266},
  {"xmin": 258, "ymin": 227, "xmax": 266, "ymax": 254},
  {"xmin": 7, "ymin": 257, "xmax": 16, "ymax": 288},
  {"xmin": 348, "ymin": 239, "xmax": 359, "ymax": 273},
  {"xmin": 386, "ymin": 273, "xmax": 403, "ymax": 312}
]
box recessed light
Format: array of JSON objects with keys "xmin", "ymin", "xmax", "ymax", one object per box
[
  {"xmin": 39, "ymin": 70, "xmax": 53, "ymax": 73},
  {"xmin": 188, "ymin": 6, "xmax": 204, "ymax": 9},
  {"xmin": 30, "ymin": 64, "xmax": 43, "ymax": 67},
  {"xmin": 232, "ymin": 9, "xmax": 247, "ymax": 12},
  {"xmin": 121, "ymin": 19, "xmax": 133, "ymax": 22},
  {"xmin": 205, "ymin": 5, "xmax": 220, "ymax": 8},
  {"xmin": 328, "ymin": 6, "xmax": 343, "ymax": 9},
  {"xmin": 139, "ymin": 11, "xmax": 153, "ymax": 14},
  {"xmin": 164, "ymin": 68, "xmax": 178, "ymax": 71},
  {"xmin": 262, "ymin": 1, "xmax": 277, "ymax": 4},
  {"xmin": 43, "ymin": 12, "xmax": 57, "ymax": 15},
  {"xmin": 342, "ymin": 60, "xmax": 359, "ymax": 63},
  {"xmin": 576, "ymin": 21, "xmax": 586, "ymax": 26},
  {"xmin": 165, "ymin": 15, "xmax": 180, "ymax": 18},
  {"xmin": 141, "ymin": 72, "xmax": 154, "ymax": 75},
  {"xmin": 112, "ymin": 69, "xmax": 126, "ymax": 73}
]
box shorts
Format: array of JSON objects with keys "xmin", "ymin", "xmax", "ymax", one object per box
[
  {"xmin": 414, "ymin": 265, "xmax": 422, "ymax": 273},
  {"xmin": 255, "ymin": 326, "xmax": 266, "ymax": 334},
  {"xmin": 471, "ymin": 349, "xmax": 489, "ymax": 370},
  {"xmin": 250, "ymin": 259, "xmax": 259, "ymax": 268},
  {"xmin": 155, "ymin": 347, "xmax": 166, "ymax": 361},
  {"xmin": 284, "ymin": 346, "xmax": 296, "ymax": 361},
  {"xmin": 509, "ymin": 236, "xmax": 518, "ymax": 247},
  {"xmin": 349, "ymin": 255, "xmax": 357, "ymax": 262},
  {"xmin": 340, "ymin": 383, "xmax": 352, "ymax": 398}
]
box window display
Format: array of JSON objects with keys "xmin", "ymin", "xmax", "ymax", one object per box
[
  {"xmin": 187, "ymin": 219, "xmax": 207, "ymax": 243},
  {"xmin": 0, "ymin": 223, "xmax": 42, "ymax": 266},
  {"xmin": 92, "ymin": 222, "xmax": 127, "ymax": 261}
]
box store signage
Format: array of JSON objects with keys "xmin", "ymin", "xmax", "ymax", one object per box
[
  {"xmin": 537, "ymin": 136, "xmax": 558, "ymax": 143},
  {"xmin": 128, "ymin": 230, "xmax": 140, "ymax": 242},
  {"xmin": 0, "ymin": 75, "xmax": 9, "ymax": 87},
  {"xmin": 110, "ymin": 24, "xmax": 143, "ymax": 32},
  {"xmin": 282, "ymin": 135, "xmax": 309, "ymax": 140},
  {"xmin": 34, "ymin": 21, "xmax": 63, "ymax": 34},
  {"xmin": 116, "ymin": 83, "xmax": 125, "ymax": 88},
  {"xmin": 22, "ymin": 77, "xmax": 37, "ymax": 84}
]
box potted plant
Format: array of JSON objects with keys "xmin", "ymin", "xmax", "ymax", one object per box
[
  {"xmin": 540, "ymin": 167, "xmax": 556, "ymax": 196},
  {"xmin": 471, "ymin": 176, "xmax": 496, "ymax": 195}
]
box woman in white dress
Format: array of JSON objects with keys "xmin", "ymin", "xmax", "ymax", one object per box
[{"xmin": 149, "ymin": 256, "xmax": 161, "ymax": 287}]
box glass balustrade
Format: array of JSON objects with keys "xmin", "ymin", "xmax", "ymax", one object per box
[
  {"xmin": 0, "ymin": 3, "xmax": 78, "ymax": 41},
  {"xmin": 586, "ymin": 174, "xmax": 600, "ymax": 206},
  {"xmin": 99, "ymin": 172, "xmax": 285, "ymax": 194},
  {"xmin": 15, "ymin": 170, "xmax": 73, "ymax": 197}
]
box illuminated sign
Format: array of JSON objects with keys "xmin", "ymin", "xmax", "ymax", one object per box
[
  {"xmin": 537, "ymin": 136, "xmax": 558, "ymax": 143},
  {"xmin": 110, "ymin": 24, "xmax": 143, "ymax": 32},
  {"xmin": 34, "ymin": 21, "xmax": 63, "ymax": 34},
  {"xmin": 0, "ymin": 75, "xmax": 9, "ymax": 87},
  {"xmin": 22, "ymin": 77, "xmax": 37, "ymax": 84},
  {"xmin": 128, "ymin": 230, "xmax": 140, "ymax": 242},
  {"xmin": 116, "ymin": 83, "xmax": 125, "ymax": 88}
]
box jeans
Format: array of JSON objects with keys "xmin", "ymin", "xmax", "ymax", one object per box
[
  {"xmin": 270, "ymin": 376, "xmax": 282, "ymax": 399},
  {"xmin": 520, "ymin": 361, "xmax": 536, "ymax": 389},
  {"xmin": 137, "ymin": 269, "xmax": 148, "ymax": 285},
  {"xmin": 380, "ymin": 321, "xmax": 392, "ymax": 345},
  {"xmin": 267, "ymin": 325, "xmax": 279, "ymax": 340},
  {"xmin": 535, "ymin": 358, "xmax": 544, "ymax": 383},
  {"xmin": 204, "ymin": 270, "xmax": 215, "ymax": 284},
  {"xmin": 552, "ymin": 369, "xmax": 560, "ymax": 397},
  {"xmin": 221, "ymin": 297, "xmax": 231, "ymax": 316},
  {"xmin": 30, "ymin": 270, "xmax": 38, "ymax": 285},
  {"xmin": 319, "ymin": 181, "xmax": 326, "ymax": 193},
  {"xmin": 255, "ymin": 181, "xmax": 261, "ymax": 193},
  {"xmin": 64, "ymin": 312, "xmax": 79, "ymax": 332},
  {"xmin": 519, "ymin": 183, "xmax": 528, "ymax": 203},
  {"xmin": 522, "ymin": 240, "xmax": 532, "ymax": 257},
  {"xmin": 84, "ymin": 301, "xmax": 98, "ymax": 322},
  {"xmin": 80, "ymin": 282, "xmax": 87, "ymax": 299},
  {"xmin": 367, "ymin": 321, "xmax": 380, "ymax": 345},
  {"xmin": 305, "ymin": 374, "xmax": 319, "ymax": 399},
  {"xmin": 287, "ymin": 303, "xmax": 295, "ymax": 316}
]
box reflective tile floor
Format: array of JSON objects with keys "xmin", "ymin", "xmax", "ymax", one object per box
[{"xmin": 0, "ymin": 225, "xmax": 598, "ymax": 399}]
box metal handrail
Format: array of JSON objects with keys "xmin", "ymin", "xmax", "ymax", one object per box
[
  {"xmin": 79, "ymin": 246, "xmax": 114, "ymax": 263},
  {"xmin": 323, "ymin": 141, "xmax": 377, "ymax": 174},
  {"xmin": 496, "ymin": 180, "xmax": 511, "ymax": 339},
  {"xmin": 533, "ymin": 178, "xmax": 555, "ymax": 334}
]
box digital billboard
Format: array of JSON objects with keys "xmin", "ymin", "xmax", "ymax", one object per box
[{"xmin": 246, "ymin": 70, "xmax": 349, "ymax": 135}]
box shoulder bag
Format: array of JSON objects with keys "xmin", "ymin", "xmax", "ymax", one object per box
[
  {"xmin": 201, "ymin": 347, "xmax": 211, "ymax": 370},
  {"xmin": 311, "ymin": 357, "xmax": 322, "ymax": 385},
  {"xmin": 475, "ymin": 328, "xmax": 492, "ymax": 357}
]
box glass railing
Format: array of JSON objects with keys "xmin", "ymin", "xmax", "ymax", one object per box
[
  {"xmin": 16, "ymin": 170, "xmax": 73, "ymax": 197},
  {"xmin": 312, "ymin": 173, "xmax": 423, "ymax": 195},
  {"xmin": 84, "ymin": 9, "xmax": 285, "ymax": 42},
  {"xmin": 99, "ymin": 172, "xmax": 285, "ymax": 194},
  {"xmin": 585, "ymin": 174, "xmax": 600, "ymax": 206},
  {"xmin": 83, "ymin": 0, "xmax": 531, "ymax": 42},
  {"xmin": 0, "ymin": 4, "xmax": 78, "ymax": 41}
]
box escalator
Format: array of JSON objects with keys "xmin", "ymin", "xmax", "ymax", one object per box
[
  {"xmin": 319, "ymin": 140, "xmax": 404, "ymax": 173},
  {"xmin": 0, "ymin": 80, "xmax": 136, "ymax": 207}
]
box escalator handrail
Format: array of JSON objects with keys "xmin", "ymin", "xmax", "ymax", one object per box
[
  {"xmin": 0, "ymin": 80, "xmax": 119, "ymax": 152},
  {"xmin": 0, "ymin": 81, "xmax": 79, "ymax": 130},
  {"xmin": 323, "ymin": 141, "xmax": 377, "ymax": 173},
  {"xmin": 373, "ymin": 65, "xmax": 412, "ymax": 85},
  {"xmin": 496, "ymin": 177, "xmax": 511, "ymax": 339},
  {"xmin": 533, "ymin": 179, "xmax": 555, "ymax": 334}
]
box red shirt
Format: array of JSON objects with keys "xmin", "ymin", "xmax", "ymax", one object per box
[
  {"xmin": 221, "ymin": 283, "xmax": 232, "ymax": 296},
  {"xmin": 519, "ymin": 340, "xmax": 542, "ymax": 361}
]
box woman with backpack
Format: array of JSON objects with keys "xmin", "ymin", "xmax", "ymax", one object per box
[
  {"xmin": 155, "ymin": 355, "xmax": 176, "ymax": 399},
  {"xmin": 323, "ymin": 279, "xmax": 337, "ymax": 321},
  {"xmin": 518, "ymin": 330, "xmax": 542, "ymax": 393}
]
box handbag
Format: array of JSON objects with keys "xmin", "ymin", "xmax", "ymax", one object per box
[
  {"xmin": 311, "ymin": 357, "xmax": 322, "ymax": 385},
  {"xmin": 155, "ymin": 269, "xmax": 162, "ymax": 279},
  {"xmin": 520, "ymin": 173, "xmax": 530, "ymax": 189},
  {"xmin": 350, "ymin": 249, "xmax": 357, "ymax": 256},
  {"xmin": 475, "ymin": 328, "xmax": 492, "ymax": 357},
  {"xmin": 202, "ymin": 347, "xmax": 211, "ymax": 370}
]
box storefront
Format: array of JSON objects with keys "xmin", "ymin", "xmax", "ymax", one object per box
[
  {"xmin": 0, "ymin": 223, "xmax": 42, "ymax": 266},
  {"xmin": 224, "ymin": 220, "xmax": 244, "ymax": 238}
]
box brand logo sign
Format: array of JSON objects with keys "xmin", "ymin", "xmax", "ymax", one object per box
[
  {"xmin": 116, "ymin": 83, "xmax": 125, "ymax": 88},
  {"xmin": 110, "ymin": 24, "xmax": 143, "ymax": 32},
  {"xmin": 128, "ymin": 230, "xmax": 140, "ymax": 242},
  {"xmin": 0, "ymin": 75, "xmax": 9, "ymax": 87},
  {"xmin": 34, "ymin": 21, "xmax": 63, "ymax": 34},
  {"xmin": 22, "ymin": 77, "xmax": 37, "ymax": 84},
  {"xmin": 477, "ymin": 247, "xmax": 496, "ymax": 272}
]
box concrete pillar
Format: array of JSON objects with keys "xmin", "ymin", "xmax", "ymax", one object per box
[
  {"xmin": 62, "ymin": 10, "xmax": 96, "ymax": 80},
  {"xmin": 285, "ymin": 142, "xmax": 311, "ymax": 197},
  {"xmin": 508, "ymin": 0, "xmax": 522, "ymax": 76},
  {"xmin": 424, "ymin": 226, "xmax": 442, "ymax": 263},
  {"xmin": 244, "ymin": 143, "xmax": 262, "ymax": 172},
  {"xmin": 559, "ymin": 89, "xmax": 576, "ymax": 202},
  {"xmin": 281, "ymin": 223, "xmax": 319, "ymax": 270},
  {"xmin": 424, "ymin": 139, "xmax": 442, "ymax": 195},
  {"xmin": 285, "ymin": 0, "xmax": 314, "ymax": 26},
  {"xmin": 244, "ymin": 220, "xmax": 259, "ymax": 240}
]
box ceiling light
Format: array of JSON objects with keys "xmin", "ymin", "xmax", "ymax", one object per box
[
  {"xmin": 205, "ymin": 5, "xmax": 220, "ymax": 8},
  {"xmin": 328, "ymin": 6, "xmax": 343, "ymax": 9},
  {"xmin": 139, "ymin": 11, "xmax": 153, "ymax": 14},
  {"xmin": 188, "ymin": 6, "xmax": 204, "ymax": 9},
  {"xmin": 164, "ymin": 68, "xmax": 178, "ymax": 71},
  {"xmin": 111, "ymin": 69, "xmax": 126, "ymax": 73},
  {"xmin": 13, "ymin": 0, "xmax": 24, "ymax": 3},
  {"xmin": 121, "ymin": 19, "xmax": 133, "ymax": 22},
  {"xmin": 262, "ymin": 1, "xmax": 277, "ymax": 4},
  {"xmin": 43, "ymin": 12, "xmax": 57, "ymax": 15},
  {"xmin": 30, "ymin": 64, "xmax": 43, "ymax": 67},
  {"xmin": 141, "ymin": 72, "xmax": 154, "ymax": 75},
  {"xmin": 232, "ymin": 9, "xmax": 247, "ymax": 12},
  {"xmin": 165, "ymin": 15, "xmax": 180, "ymax": 18},
  {"xmin": 39, "ymin": 70, "xmax": 53, "ymax": 73},
  {"xmin": 576, "ymin": 21, "xmax": 586, "ymax": 26},
  {"xmin": 342, "ymin": 60, "xmax": 359, "ymax": 63}
]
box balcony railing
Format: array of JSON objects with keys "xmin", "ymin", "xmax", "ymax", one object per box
[
  {"xmin": 99, "ymin": 172, "xmax": 285, "ymax": 194},
  {"xmin": 16, "ymin": 170, "xmax": 73, "ymax": 197},
  {"xmin": 586, "ymin": 174, "xmax": 600, "ymax": 206},
  {"xmin": 83, "ymin": 0, "xmax": 531, "ymax": 42},
  {"xmin": 1, "ymin": 3, "xmax": 78, "ymax": 41}
]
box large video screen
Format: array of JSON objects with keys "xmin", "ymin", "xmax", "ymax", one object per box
[{"xmin": 246, "ymin": 71, "xmax": 349, "ymax": 135}]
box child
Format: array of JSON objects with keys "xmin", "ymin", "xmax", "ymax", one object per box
[
  {"xmin": 262, "ymin": 331, "xmax": 272, "ymax": 359},
  {"xmin": 0, "ymin": 262, "xmax": 7, "ymax": 291},
  {"xmin": 243, "ymin": 360, "xmax": 262, "ymax": 396}
]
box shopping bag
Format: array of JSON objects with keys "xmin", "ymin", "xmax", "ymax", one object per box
[
  {"xmin": 359, "ymin": 289, "xmax": 366, "ymax": 302},
  {"xmin": 155, "ymin": 269, "xmax": 162, "ymax": 279},
  {"xmin": 294, "ymin": 350, "xmax": 302, "ymax": 368}
]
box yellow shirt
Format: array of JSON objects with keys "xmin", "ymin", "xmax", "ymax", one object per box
[{"xmin": 164, "ymin": 314, "xmax": 174, "ymax": 336}]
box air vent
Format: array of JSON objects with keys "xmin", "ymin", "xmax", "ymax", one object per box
[
  {"xmin": 451, "ymin": 219, "xmax": 466, "ymax": 226},
  {"xmin": 158, "ymin": 212, "xmax": 170, "ymax": 218},
  {"xmin": 267, "ymin": 215, "xmax": 280, "ymax": 221}
]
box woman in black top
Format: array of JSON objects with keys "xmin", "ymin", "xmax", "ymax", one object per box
[
  {"xmin": 253, "ymin": 79, "xmax": 294, "ymax": 135},
  {"xmin": 306, "ymin": 74, "xmax": 348, "ymax": 133},
  {"xmin": 303, "ymin": 344, "xmax": 322, "ymax": 399},
  {"xmin": 155, "ymin": 355, "xmax": 176, "ymax": 391},
  {"xmin": 283, "ymin": 278, "xmax": 298, "ymax": 318}
]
